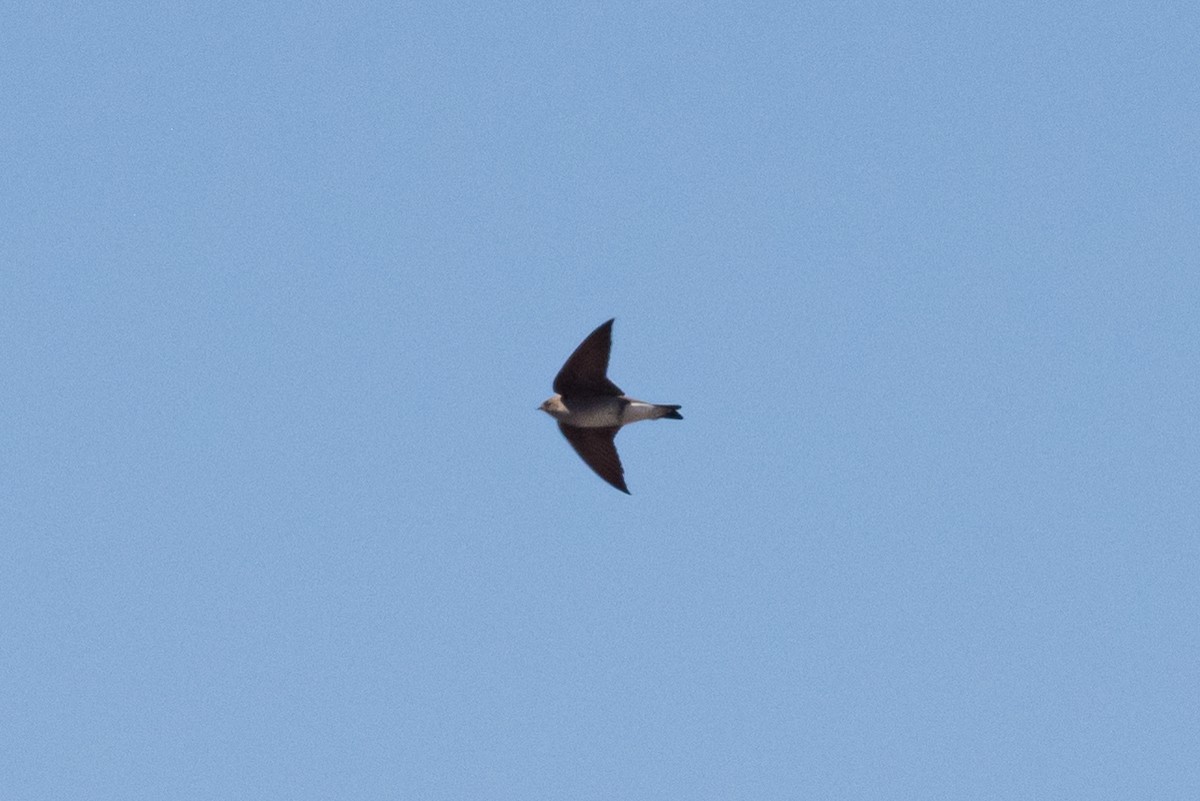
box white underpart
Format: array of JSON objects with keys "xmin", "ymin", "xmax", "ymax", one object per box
[{"xmin": 620, "ymin": 400, "xmax": 662, "ymax": 424}]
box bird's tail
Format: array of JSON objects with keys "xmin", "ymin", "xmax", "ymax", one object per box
[{"xmin": 657, "ymin": 404, "xmax": 683, "ymax": 420}]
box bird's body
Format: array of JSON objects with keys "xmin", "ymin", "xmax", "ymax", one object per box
[
  {"xmin": 538, "ymin": 394, "xmax": 682, "ymax": 428},
  {"xmin": 539, "ymin": 319, "xmax": 681, "ymax": 493}
]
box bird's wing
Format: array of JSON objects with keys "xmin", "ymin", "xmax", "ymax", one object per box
[
  {"xmin": 557, "ymin": 424, "xmax": 629, "ymax": 494},
  {"xmin": 553, "ymin": 318, "xmax": 624, "ymax": 396}
]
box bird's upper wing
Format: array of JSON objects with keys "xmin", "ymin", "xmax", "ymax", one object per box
[
  {"xmin": 557, "ymin": 423, "xmax": 629, "ymax": 494},
  {"xmin": 553, "ymin": 318, "xmax": 624, "ymax": 397}
]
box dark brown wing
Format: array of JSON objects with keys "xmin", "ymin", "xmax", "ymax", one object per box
[
  {"xmin": 553, "ymin": 319, "xmax": 623, "ymax": 397},
  {"xmin": 557, "ymin": 424, "xmax": 629, "ymax": 494}
]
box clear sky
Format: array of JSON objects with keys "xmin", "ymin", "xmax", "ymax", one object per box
[{"xmin": 4, "ymin": 2, "xmax": 1198, "ymax": 799}]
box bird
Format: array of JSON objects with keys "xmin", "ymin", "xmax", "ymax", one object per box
[{"xmin": 539, "ymin": 318, "xmax": 682, "ymax": 493}]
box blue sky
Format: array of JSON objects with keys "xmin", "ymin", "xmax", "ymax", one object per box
[{"xmin": 3, "ymin": 2, "xmax": 1198, "ymax": 798}]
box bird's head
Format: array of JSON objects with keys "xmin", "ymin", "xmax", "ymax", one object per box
[{"xmin": 538, "ymin": 395, "xmax": 567, "ymax": 418}]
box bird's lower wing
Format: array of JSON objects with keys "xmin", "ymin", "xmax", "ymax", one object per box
[{"xmin": 557, "ymin": 424, "xmax": 629, "ymax": 494}]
